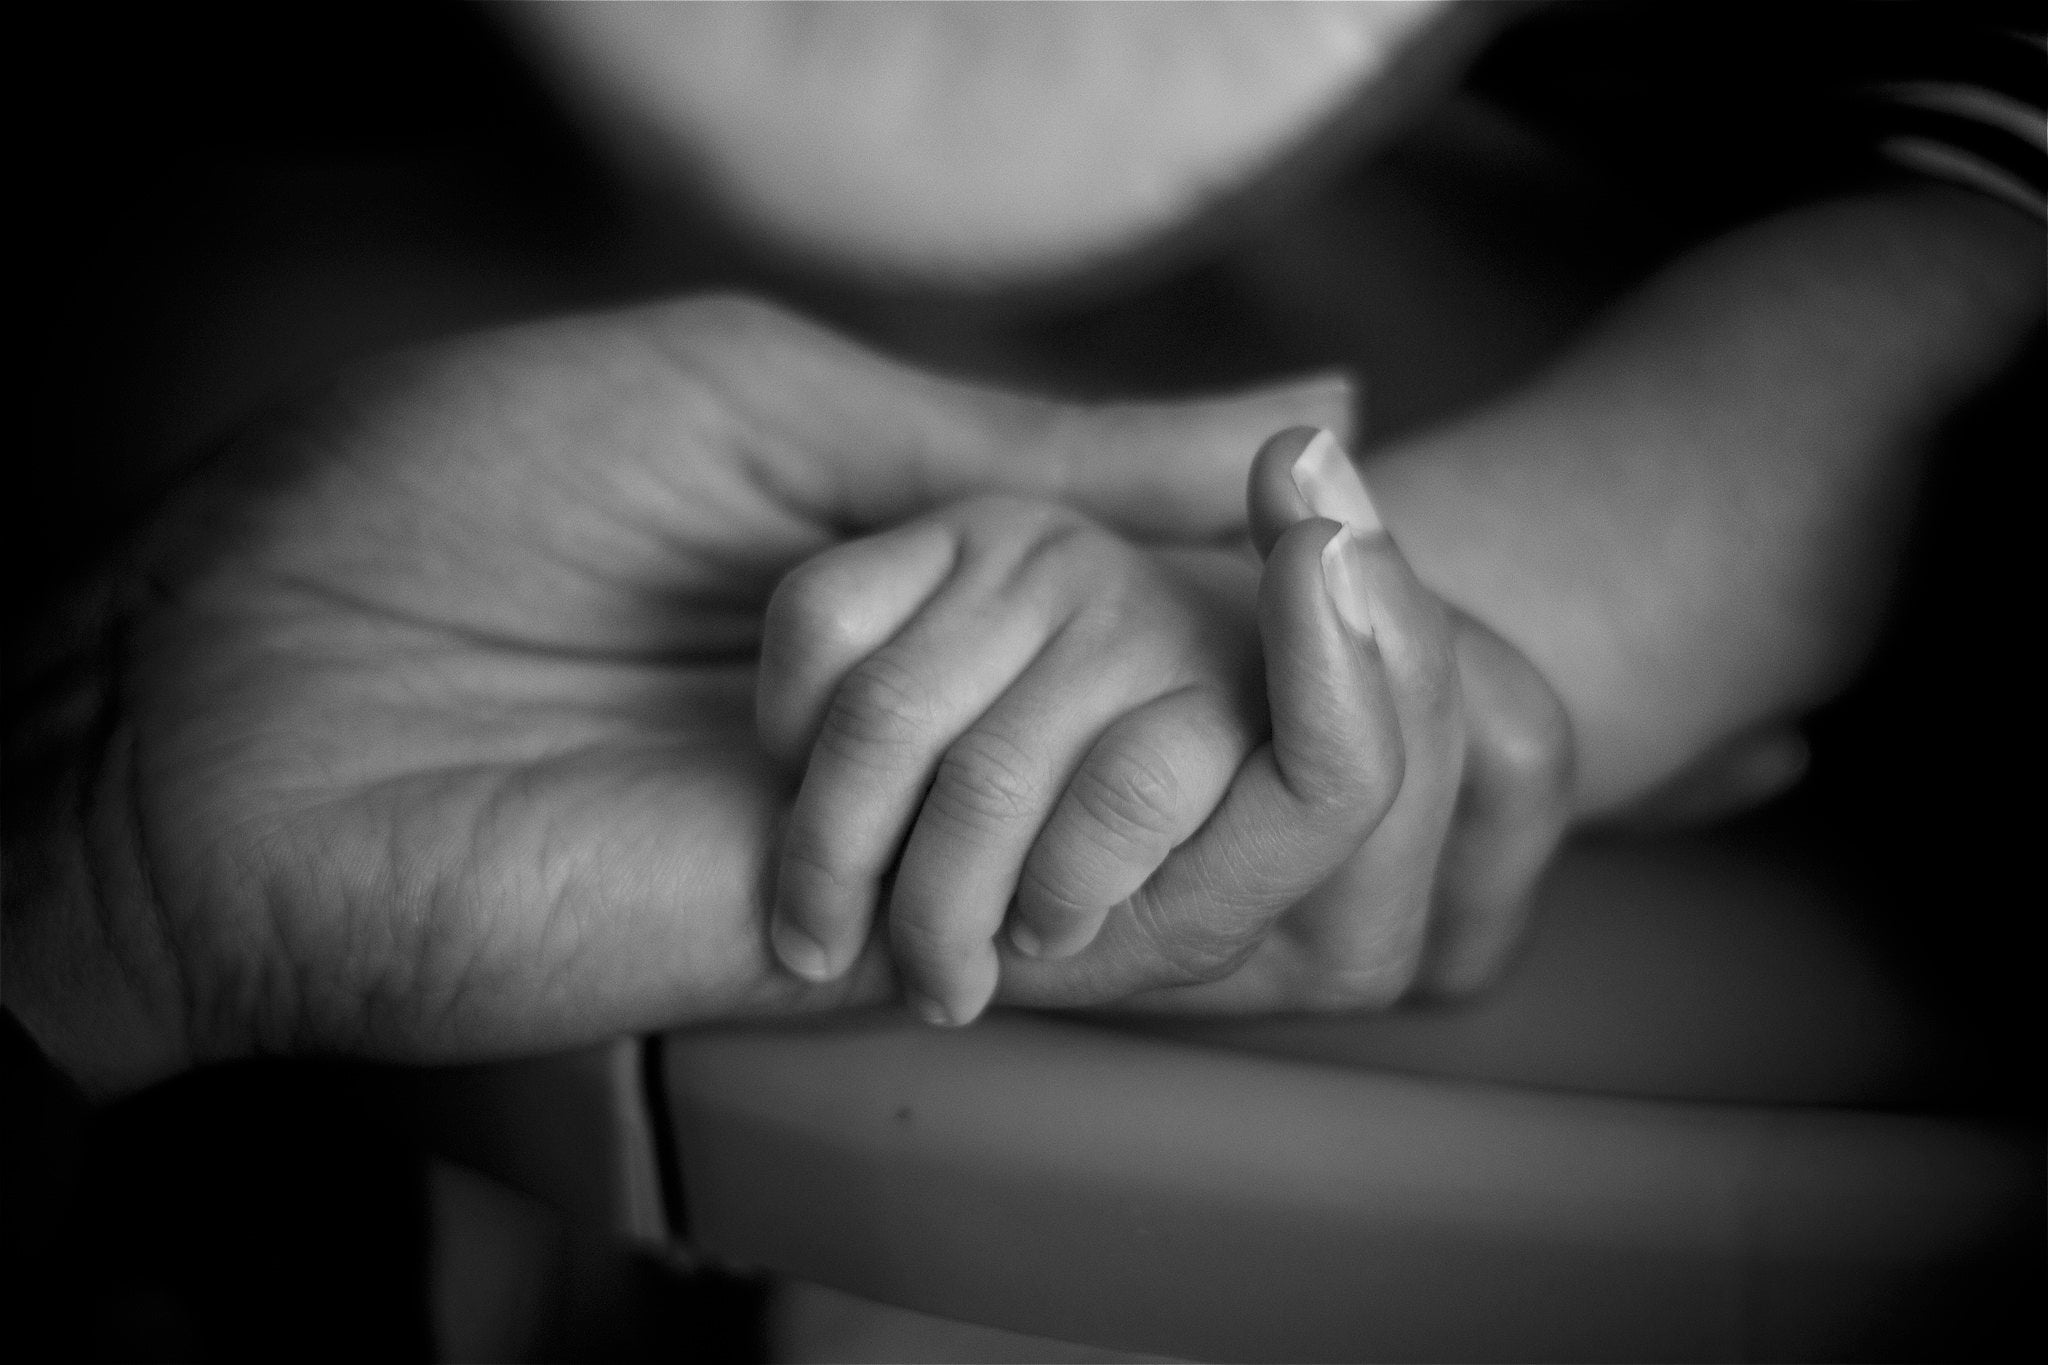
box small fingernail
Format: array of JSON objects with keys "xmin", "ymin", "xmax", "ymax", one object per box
[
  {"xmin": 1013, "ymin": 920, "xmax": 1092, "ymax": 960},
  {"xmin": 771, "ymin": 920, "xmax": 833, "ymax": 982},
  {"xmin": 1290, "ymin": 429, "xmax": 1383, "ymax": 535},
  {"xmin": 908, "ymin": 991, "xmax": 957, "ymax": 1027},
  {"xmin": 1320, "ymin": 524, "xmax": 1380, "ymax": 641},
  {"xmin": 1008, "ymin": 921, "xmax": 1045, "ymax": 958}
]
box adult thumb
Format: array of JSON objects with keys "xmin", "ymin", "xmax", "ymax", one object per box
[{"xmin": 1245, "ymin": 424, "xmax": 1381, "ymax": 556}]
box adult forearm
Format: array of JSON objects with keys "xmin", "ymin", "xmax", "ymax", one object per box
[{"xmin": 1367, "ymin": 186, "xmax": 2041, "ymax": 814}]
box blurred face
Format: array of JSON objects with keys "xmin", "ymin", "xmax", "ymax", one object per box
[{"xmin": 506, "ymin": 1, "xmax": 1464, "ymax": 290}]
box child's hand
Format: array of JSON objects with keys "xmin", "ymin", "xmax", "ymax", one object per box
[
  {"xmin": 996, "ymin": 427, "xmax": 1574, "ymax": 1014},
  {"xmin": 756, "ymin": 494, "xmax": 1281, "ymax": 1024},
  {"xmin": 760, "ymin": 426, "xmax": 1576, "ymax": 1027}
]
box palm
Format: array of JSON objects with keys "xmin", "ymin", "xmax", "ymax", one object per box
[
  {"xmin": 127, "ymin": 307, "xmax": 881, "ymax": 1061},
  {"xmin": 114, "ymin": 298, "xmax": 1347, "ymax": 1062}
]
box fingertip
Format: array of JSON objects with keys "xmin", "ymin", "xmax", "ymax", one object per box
[
  {"xmin": 1008, "ymin": 911, "xmax": 1100, "ymax": 961},
  {"xmin": 903, "ymin": 943, "xmax": 1000, "ymax": 1026},
  {"xmin": 771, "ymin": 916, "xmax": 836, "ymax": 983},
  {"xmin": 1288, "ymin": 428, "xmax": 1382, "ymax": 536},
  {"xmin": 1007, "ymin": 919, "xmax": 1045, "ymax": 958},
  {"xmin": 1258, "ymin": 516, "xmax": 1405, "ymax": 819},
  {"xmin": 1246, "ymin": 426, "xmax": 1326, "ymax": 557}
]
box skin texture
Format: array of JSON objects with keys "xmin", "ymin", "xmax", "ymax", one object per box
[
  {"xmin": 756, "ymin": 495, "xmax": 1274, "ymax": 1024},
  {"xmin": 759, "ymin": 430, "xmax": 1575, "ymax": 1024},
  {"xmin": 1017, "ymin": 432, "xmax": 1572, "ymax": 1016},
  {"xmin": 13, "ymin": 295, "xmax": 1474, "ymax": 1096},
  {"xmin": 9, "ymin": 181, "xmax": 2032, "ymax": 1099},
  {"xmin": 1363, "ymin": 187, "xmax": 2044, "ymax": 814}
]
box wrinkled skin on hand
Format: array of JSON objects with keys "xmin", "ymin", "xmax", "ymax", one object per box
[
  {"xmin": 5, "ymin": 295, "xmax": 1575, "ymax": 1096},
  {"xmin": 7, "ymin": 297, "xmax": 1352, "ymax": 1084}
]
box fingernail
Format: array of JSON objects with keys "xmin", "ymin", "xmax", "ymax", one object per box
[
  {"xmin": 908, "ymin": 990, "xmax": 956, "ymax": 1027},
  {"xmin": 1320, "ymin": 524, "xmax": 1380, "ymax": 640},
  {"xmin": 771, "ymin": 920, "xmax": 833, "ymax": 982},
  {"xmin": 1012, "ymin": 920, "xmax": 1091, "ymax": 960},
  {"xmin": 1290, "ymin": 429, "xmax": 1383, "ymax": 535}
]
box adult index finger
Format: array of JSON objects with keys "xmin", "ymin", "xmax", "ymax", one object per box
[{"xmin": 1098, "ymin": 516, "xmax": 1406, "ymax": 991}]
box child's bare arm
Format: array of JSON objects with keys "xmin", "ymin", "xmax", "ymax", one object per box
[{"xmin": 1364, "ymin": 187, "xmax": 2042, "ymax": 816}]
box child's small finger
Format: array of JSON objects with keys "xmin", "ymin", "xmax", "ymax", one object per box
[
  {"xmin": 770, "ymin": 592, "xmax": 1048, "ymax": 983},
  {"xmin": 882, "ymin": 690, "xmax": 1098, "ymax": 1025},
  {"xmin": 886, "ymin": 588, "xmax": 1251, "ymax": 1020},
  {"xmin": 757, "ymin": 522, "xmax": 957, "ymax": 767},
  {"xmin": 1011, "ymin": 688, "xmax": 1250, "ymax": 961}
]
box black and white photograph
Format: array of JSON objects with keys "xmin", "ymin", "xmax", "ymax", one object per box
[{"xmin": 6, "ymin": 2, "xmax": 2042, "ymax": 1360}]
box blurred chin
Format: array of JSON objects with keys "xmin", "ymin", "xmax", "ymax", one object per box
[{"xmin": 503, "ymin": 0, "xmax": 1474, "ymax": 292}]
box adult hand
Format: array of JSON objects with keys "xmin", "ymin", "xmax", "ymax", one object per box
[
  {"xmin": 1000, "ymin": 428, "xmax": 1576, "ymax": 1013},
  {"xmin": 3, "ymin": 295, "xmax": 1351, "ymax": 1096}
]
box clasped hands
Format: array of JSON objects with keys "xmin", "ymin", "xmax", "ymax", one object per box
[{"xmin": 10, "ymin": 295, "xmax": 1572, "ymax": 1091}]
